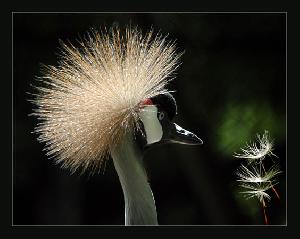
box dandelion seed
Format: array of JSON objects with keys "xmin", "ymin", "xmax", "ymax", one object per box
[
  {"xmin": 234, "ymin": 130, "xmax": 277, "ymax": 163},
  {"xmin": 236, "ymin": 162, "xmax": 281, "ymax": 202},
  {"xmin": 239, "ymin": 182, "xmax": 275, "ymax": 202},
  {"xmin": 236, "ymin": 163, "xmax": 281, "ymax": 184}
]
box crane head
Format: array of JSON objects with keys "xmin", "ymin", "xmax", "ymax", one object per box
[{"xmin": 137, "ymin": 92, "xmax": 203, "ymax": 151}]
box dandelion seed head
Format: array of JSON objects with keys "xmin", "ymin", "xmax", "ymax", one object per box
[
  {"xmin": 236, "ymin": 163, "xmax": 281, "ymax": 184},
  {"xmin": 239, "ymin": 182, "xmax": 275, "ymax": 202},
  {"xmin": 233, "ymin": 130, "xmax": 277, "ymax": 162},
  {"xmin": 236, "ymin": 163, "xmax": 281, "ymax": 203}
]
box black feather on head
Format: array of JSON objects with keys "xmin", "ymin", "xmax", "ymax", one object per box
[{"xmin": 150, "ymin": 93, "xmax": 177, "ymax": 120}]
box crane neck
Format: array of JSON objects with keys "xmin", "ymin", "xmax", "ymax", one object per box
[{"xmin": 111, "ymin": 131, "xmax": 158, "ymax": 225}]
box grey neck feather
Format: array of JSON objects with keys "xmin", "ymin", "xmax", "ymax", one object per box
[{"xmin": 111, "ymin": 131, "xmax": 158, "ymax": 225}]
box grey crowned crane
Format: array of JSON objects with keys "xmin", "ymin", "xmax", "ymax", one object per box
[{"xmin": 31, "ymin": 26, "xmax": 203, "ymax": 225}]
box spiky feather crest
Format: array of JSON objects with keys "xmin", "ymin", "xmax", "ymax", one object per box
[{"xmin": 30, "ymin": 26, "xmax": 182, "ymax": 174}]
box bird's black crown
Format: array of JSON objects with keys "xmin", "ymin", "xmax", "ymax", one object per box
[{"xmin": 150, "ymin": 92, "xmax": 177, "ymax": 120}]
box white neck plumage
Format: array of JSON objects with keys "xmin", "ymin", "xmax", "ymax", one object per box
[{"xmin": 111, "ymin": 131, "xmax": 158, "ymax": 225}]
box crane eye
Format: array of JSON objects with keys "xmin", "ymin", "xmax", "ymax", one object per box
[{"xmin": 158, "ymin": 112, "xmax": 165, "ymax": 121}]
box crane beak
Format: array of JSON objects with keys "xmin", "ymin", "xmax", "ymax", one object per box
[{"xmin": 165, "ymin": 123, "xmax": 203, "ymax": 145}]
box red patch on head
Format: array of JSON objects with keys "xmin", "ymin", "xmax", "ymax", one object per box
[{"xmin": 140, "ymin": 98, "xmax": 153, "ymax": 107}]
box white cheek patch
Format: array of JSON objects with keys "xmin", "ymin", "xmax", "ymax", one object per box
[{"xmin": 139, "ymin": 105, "xmax": 163, "ymax": 145}]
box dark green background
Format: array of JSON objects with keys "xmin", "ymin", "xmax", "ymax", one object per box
[{"xmin": 13, "ymin": 13, "xmax": 286, "ymax": 225}]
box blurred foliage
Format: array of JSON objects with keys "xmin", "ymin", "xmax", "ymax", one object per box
[{"xmin": 217, "ymin": 101, "xmax": 285, "ymax": 157}]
